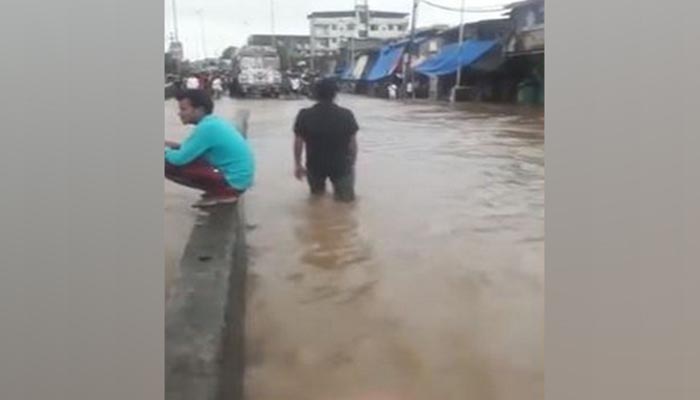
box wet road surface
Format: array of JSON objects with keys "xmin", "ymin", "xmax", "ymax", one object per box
[{"xmin": 165, "ymin": 95, "xmax": 544, "ymax": 399}]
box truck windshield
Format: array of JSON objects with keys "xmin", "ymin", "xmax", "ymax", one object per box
[{"xmin": 240, "ymin": 57, "xmax": 263, "ymax": 69}]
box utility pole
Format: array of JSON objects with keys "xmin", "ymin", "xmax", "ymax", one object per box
[
  {"xmin": 196, "ymin": 8, "xmax": 208, "ymax": 60},
  {"xmin": 364, "ymin": 0, "xmax": 370, "ymax": 29},
  {"xmin": 171, "ymin": 0, "xmax": 181, "ymax": 75},
  {"xmin": 351, "ymin": 1, "xmax": 360, "ymax": 73},
  {"xmin": 404, "ymin": 0, "xmax": 419, "ymax": 100},
  {"xmin": 309, "ymin": 16, "xmax": 315, "ymax": 71},
  {"xmin": 270, "ymin": 0, "xmax": 280, "ymax": 67},
  {"xmin": 350, "ymin": 36, "xmax": 355, "ymax": 70},
  {"xmin": 452, "ymin": 0, "xmax": 466, "ymax": 102},
  {"xmin": 171, "ymin": 0, "xmax": 180, "ymax": 41},
  {"xmin": 270, "ymin": 0, "xmax": 276, "ymax": 46}
]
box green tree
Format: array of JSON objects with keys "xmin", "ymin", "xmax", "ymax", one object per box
[
  {"xmin": 220, "ymin": 46, "xmax": 237, "ymax": 60},
  {"xmin": 164, "ymin": 53, "xmax": 177, "ymax": 75},
  {"xmin": 277, "ymin": 45, "xmax": 290, "ymax": 71}
]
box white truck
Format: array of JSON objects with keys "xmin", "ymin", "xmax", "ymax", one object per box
[{"xmin": 233, "ymin": 45, "xmax": 282, "ymax": 97}]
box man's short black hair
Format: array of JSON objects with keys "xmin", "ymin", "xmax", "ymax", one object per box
[
  {"xmin": 314, "ymin": 78, "xmax": 338, "ymax": 102},
  {"xmin": 175, "ymin": 89, "xmax": 214, "ymax": 114}
]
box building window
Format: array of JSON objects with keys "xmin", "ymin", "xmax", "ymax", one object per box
[
  {"xmin": 370, "ymin": 24, "xmax": 378, "ymax": 31},
  {"xmin": 535, "ymin": 5, "xmax": 545, "ymax": 25},
  {"xmin": 315, "ymin": 24, "xmax": 329, "ymax": 35},
  {"xmin": 331, "ymin": 24, "xmax": 337, "ymax": 30},
  {"xmin": 380, "ymin": 25, "xmax": 387, "ymax": 31},
  {"xmin": 359, "ymin": 30, "xmax": 368, "ymax": 38},
  {"xmin": 347, "ymin": 23, "xmax": 355, "ymax": 31}
]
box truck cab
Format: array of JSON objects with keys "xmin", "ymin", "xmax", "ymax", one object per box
[{"xmin": 233, "ymin": 46, "xmax": 282, "ymax": 97}]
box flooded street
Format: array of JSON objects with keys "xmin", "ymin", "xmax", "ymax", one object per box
[
  {"xmin": 165, "ymin": 94, "xmax": 543, "ymax": 399},
  {"xmin": 240, "ymin": 95, "xmax": 543, "ymax": 400}
]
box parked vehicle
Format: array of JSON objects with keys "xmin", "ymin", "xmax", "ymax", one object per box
[{"xmin": 232, "ymin": 45, "xmax": 282, "ymax": 98}]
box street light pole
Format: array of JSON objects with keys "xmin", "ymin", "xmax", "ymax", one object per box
[
  {"xmin": 270, "ymin": 0, "xmax": 276, "ymax": 45},
  {"xmin": 171, "ymin": 0, "xmax": 180, "ymax": 41},
  {"xmin": 453, "ymin": 0, "xmax": 466, "ymax": 102},
  {"xmin": 196, "ymin": 8, "xmax": 207, "ymax": 60},
  {"xmin": 171, "ymin": 0, "xmax": 181, "ymax": 75}
]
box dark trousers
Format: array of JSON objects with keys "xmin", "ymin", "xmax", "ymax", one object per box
[{"xmin": 306, "ymin": 168, "xmax": 355, "ymax": 202}]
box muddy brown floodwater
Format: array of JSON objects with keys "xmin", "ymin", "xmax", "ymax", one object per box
[
  {"xmin": 165, "ymin": 94, "xmax": 544, "ymax": 399},
  {"xmin": 242, "ymin": 95, "xmax": 543, "ymax": 400}
]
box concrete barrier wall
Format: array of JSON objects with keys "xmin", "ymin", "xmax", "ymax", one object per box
[{"xmin": 165, "ymin": 111, "xmax": 250, "ymax": 400}]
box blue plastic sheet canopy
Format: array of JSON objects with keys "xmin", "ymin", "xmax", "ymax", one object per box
[
  {"xmin": 415, "ymin": 40, "xmax": 498, "ymax": 77},
  {"xmin": 365, "ymin": 44, "xmax": 406, "ymax": 81},
  {"xmin": 339, "ymin": 65, "xmax": 353, "ymax": 80}
]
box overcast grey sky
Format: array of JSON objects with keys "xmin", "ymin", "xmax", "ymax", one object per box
[{"xmin": 164, "ymin": 0, "xmax": 512, "ymax": 60}]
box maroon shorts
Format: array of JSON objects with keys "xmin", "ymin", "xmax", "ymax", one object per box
[{"xmin": 164, "ymin": 141, "xmax": 243, "ymax": 197}]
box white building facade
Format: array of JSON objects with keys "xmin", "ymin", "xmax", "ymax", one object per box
[{"xmin": 308, "ymin": 5, "xmax": 409, "ymax": 56}]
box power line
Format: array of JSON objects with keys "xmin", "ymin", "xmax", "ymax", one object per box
[
  {"xmin": 424, "ymin": 0, "xmax": 508, "ymax": 10},
  {"xmin": 420, "ymin": 0, "xmax": 506, "ymax": 13}
]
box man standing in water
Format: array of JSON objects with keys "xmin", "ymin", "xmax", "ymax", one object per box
[
  {"xmin": 165, "ymin": 89, "xmax": 255, "ymax": 208},
  {"xmin": 293, "ymin": 78, "xmax": 359, "ymax": 202}
]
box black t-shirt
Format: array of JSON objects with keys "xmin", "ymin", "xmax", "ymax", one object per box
[{"xmin": 293, "ymin": 102, "xmax": 359, "ymax": 176}]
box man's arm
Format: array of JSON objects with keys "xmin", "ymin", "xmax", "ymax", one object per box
[
  {"xmin": 293, "ymin": 110, "xmax": 307, "ymax": 180},
  {"xmin": 347, "ymin": 110, "xmax": 359, "ymax": 166},
  {"xmin": 293, "ymin": 135, "xmax": 306, "ymax": 180},
  {"xmin": 348, "ymin": 135, "xmax": 358, "ymax": 166},
  {"xmin": 165, "ymin": 125, "xmax": 211, "ymax": 166}
]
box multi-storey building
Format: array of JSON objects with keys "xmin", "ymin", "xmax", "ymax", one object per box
[{"xmin": 308, "ymin": 4, "xmax": 409, "ymax": 56}]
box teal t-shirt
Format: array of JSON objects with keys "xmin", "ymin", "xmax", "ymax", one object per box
[{"xmin": 165, "ymin": 115, "xmax": 255, "ymax": 190}]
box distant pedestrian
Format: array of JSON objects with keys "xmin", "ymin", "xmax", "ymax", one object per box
[
  {"xmin": 165, "ymin": 89, "xmax": 255, "ymax": 208},
  {"xmin": 387, "ymin": 83, "xmax": 398, "ymax": 100},
  {"xmin": 211, "ymin": 76, "xmax": 223, "ymax": 99},
  {"xmin": 289, "ymin": 74, "xmax": 302, "ymax": 98},
  {"xmin": 185, "ymin": 75, "xmax": 200, "ymax": 89},
  {"xmin": 293, "ymin": 78, "xmax": 359, "ymax": 202}
]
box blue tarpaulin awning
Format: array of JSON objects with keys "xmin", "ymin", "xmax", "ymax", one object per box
[
  {"xmin": 339, "ymin": 65, "xmax": 353, "ymax": 80},
  {"xmin": 415, "ymin": 40, "xmax": 498, "ymax": 77},
  {"xmin": 365, "ymin": 44, "xmax": 406, "ymax": 82}
]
